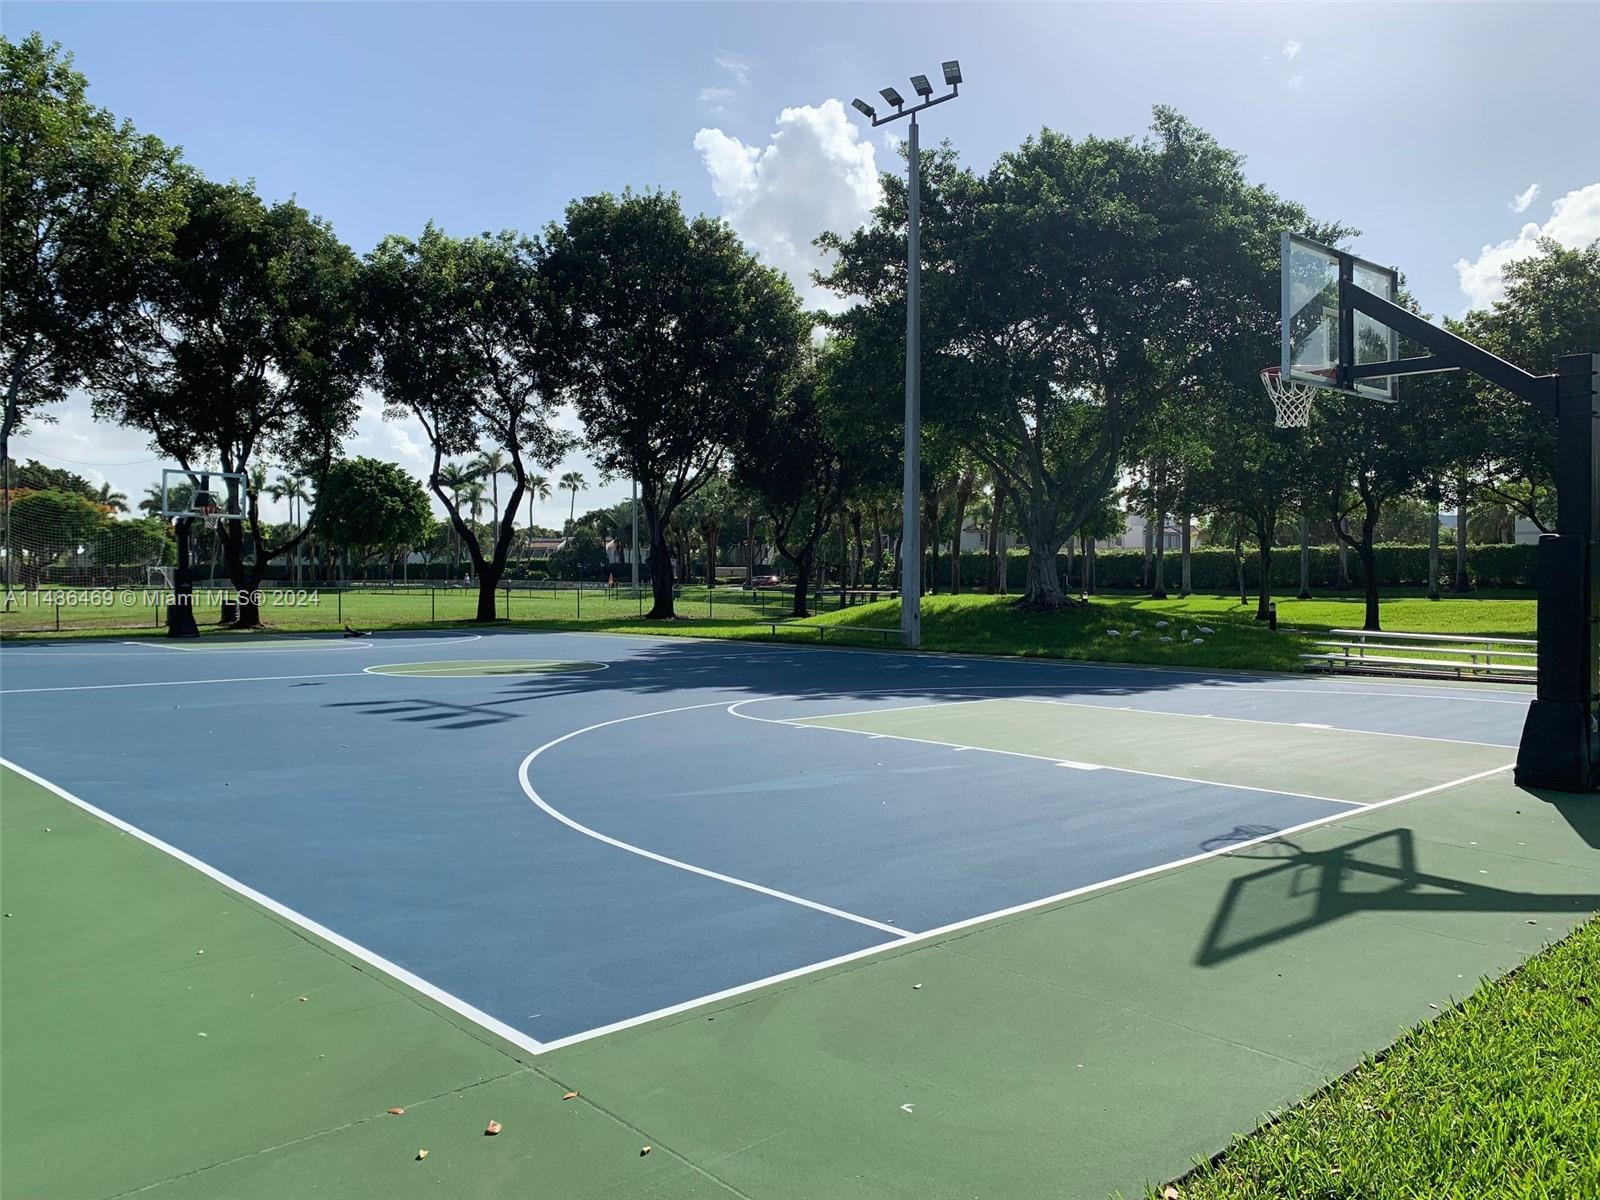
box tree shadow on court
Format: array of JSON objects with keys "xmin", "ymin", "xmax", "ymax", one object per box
[
  {"xmin": 1194, "ymin": 826, "xmax": 1600, "ymax": 967},
  {"xmin": 324, "ymin": 630, "xmax": 1503, "ymax": 734}
]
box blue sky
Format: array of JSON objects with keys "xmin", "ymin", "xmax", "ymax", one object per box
[{"xmin": 12, "ymin": 1, "xmax": 1600, "ymax": 525}]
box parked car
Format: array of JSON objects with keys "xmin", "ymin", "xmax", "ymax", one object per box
[{"xmin": 750, "ymin": 571, "xmax": 782, "ymax": 588}]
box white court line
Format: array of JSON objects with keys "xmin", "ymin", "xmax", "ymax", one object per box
[
  {"xmin": 362, "ymin": 660, "xmax": 611, "ymax": 678},
  {"xmin": 0, "ymin": 756, "xmax": 548, "ymax": 1056},
  {"xmin": 1, "ymin": 708, "xmax": 1518, "ymax": 1060},
  {"xmin": 517, "ymin": 703, "xmax": 912, "ymax": 940},
  {"xmin": 531, "ymin": 706, "xmax": 1515, "ymax": 1052},
  {"xmin": 1011, "ymin": 695, "xmax": 1518, "ymax": 750},
  {"xmin": 0, "ymin": 671, "xmax": 370, "ymax": 695},
  {"xmin": 728, "ymin": 697, "xmax": 1367, "ymax": 809},
  {"xmin": 120, "ymin": 633, "xmax": 486, "ymax": 654}
]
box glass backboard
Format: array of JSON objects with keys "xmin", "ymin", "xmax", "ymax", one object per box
[{"xmin": 1281, "ymin": 232, "xmax": 1400, "ymax": 401}]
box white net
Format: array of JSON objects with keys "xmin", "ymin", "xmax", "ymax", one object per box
[{"xmin": 1260, "ymin": 367, "xmax": 1319, "ymax": 429}]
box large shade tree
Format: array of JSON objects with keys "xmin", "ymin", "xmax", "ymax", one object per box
[
  {"xmin": 91, "ymin": 178, "xmax": 367, "ymax": 626},
  {"xmin": 315, "ymin": 456, "xmax": 432, "ymax": 572},
  {"xmin": 821, "ymin": 109, "xmax": 1320, "ymax": 610},
  {"xmin": 364, "ymin": 226, "xmax": 571, "ymax": 621},
  {"xmin": 540, "ymin": 190, "xmax": 808, "ymax": 618},
  {"xmin": 1, "ymin": 35, "xmax": 186, "ymax": 468}
]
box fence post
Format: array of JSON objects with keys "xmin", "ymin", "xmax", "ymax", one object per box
[
  {"xmin": 577, "ymin": 581, "xmax": 582, "ymax": 619},
  {"xmin": 431, "ymin": 588, "xmax": 436, "ymax": 623},
  {"xmin": 337, "ymin": 588, "xmax": 342, "ymax": 624},
  {"xmin": 504, "ymin": 584, "xmax": 510, "ymax": 620}
]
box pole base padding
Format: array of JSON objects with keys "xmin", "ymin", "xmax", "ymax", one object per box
[
  {"xmin": 166, "ymin": 603, "xmax": 200, "ymax": 639},
  {"xmin": 1514, "ymin": 699, "xmax": 1598, "ymax": 792}
]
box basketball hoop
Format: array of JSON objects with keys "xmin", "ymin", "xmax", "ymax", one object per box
[
  {"xmin": 1260, "ymin": 366, "xmax": 1320, "ymax": 429},
  {"xmin": 197, "ymin": 504, "xmax": 223, "ymax": 531}
]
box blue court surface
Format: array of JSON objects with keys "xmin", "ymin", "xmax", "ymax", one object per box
[{"xmin": 0, "ymin": 630, "xmax": 1526, "ymax": 1051}]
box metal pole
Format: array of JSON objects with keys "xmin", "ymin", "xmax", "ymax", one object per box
[
  {"xmin": 901, "ymin": 113, "xmax": 922, "ymax": 648},
  {"xmin": 631, "ymin": 477, "xmax": 640, "ymax": 597}
]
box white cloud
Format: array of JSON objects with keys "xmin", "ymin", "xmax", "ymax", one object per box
[
  {"xmin": 1288, "ymin": 74, "xmax": 1303, "ymax": 89},
  {"xmin": 1455, "ymin": 181, "xmax": 1600, "ymax": 309},
  {"xmin": 698, "ymin": 86, "xmax": 736, "ymax": 116},
  {"xmin": 1509, "ymin": 182, "xmax": 1540, "ymax": 213},
  {"xmin": 1282, "ymin": 39, "xmax": 1302, "ymax": 60},
  {"xmin": 694, "ymin": 99, "xmax": 882, "ymax": 312},
  {"xmin": 714, "ymin": 53, "xmax": 750, "ymax": 87}
]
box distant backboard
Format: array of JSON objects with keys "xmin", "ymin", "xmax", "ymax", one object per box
[
  {"xmin": 1281, "ymin": 232, "xmax": 1400, "ymax": 401},
  {"xmin": 159, "ymin": 468, "xmax": 248, "ymax": 523}
]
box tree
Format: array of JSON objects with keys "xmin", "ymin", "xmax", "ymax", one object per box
[
  {"xmin": 524, "ymin": 472, "xmax": 551, "ymax": 537},
  {"xmin": 315, "ymin": 457, "xmax": 432, "ymax": 569},
  {"xmin": 471, "ymin": 449, "xmax": 510, "ymax": 530},
  {"xmin": 4, "ymin": 488, "xmax": 105, "ymax": 586},
  {"xmin": 269, "ymin": 471, "xmax": 310, "ymax": 582},
  {"xmin": 558, "ymin": 470, "xmax": 587, "ymax": 530},
  {"xmin": 364, "ymin": 226, "xmax": 570, "ymax": 620},
  {"xmin": 93, "ymin": 481, "xmax": 128, "ymax": 513},
  {"xmin": 91, "ymin": 178, "xmax": 367, "ymax": 626},
  {"xmin": 820, "ymin": 110, "xmax": 1313, "ymax": 609},
  {"xmin": 1447, "ymin": 238, "xmax": 1600, "ymax": 534},
  {"xmin": 732, "ymin": 345, "xmax": 867, "ymax": 617},
  {"xmin": 1, "ymin": 35, "xmax": 185, "ymax": 468},
  {"xmin": 541, "ymin": 190, "xmax": 807, "ymax": 618}
]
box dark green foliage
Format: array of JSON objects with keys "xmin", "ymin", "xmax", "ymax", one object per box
[{"xmin": 315, "ymin": 457, "xmax": 432, "ymax": 562}]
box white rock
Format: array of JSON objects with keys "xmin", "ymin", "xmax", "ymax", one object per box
[
  {"xmin": 1106, "ymin": 629, "xmax": 1122, "ymax": 637},
  {"xmin": 1192, "ymin": 638, "xmax": 1205, "ymax": 645},
  {"xmin": 1154, "ymin": 620, "xmax": 1170, "ymax": 628},
  {"xmin": 1198, "ymin": 625, "xmax": 1214, "ymax": 634},
  {"xmin": 1159, "ymin": 636, "xmax": 1173, "ymax": 643},
  {"xmin": 1129, "ymin": 629, "xmax": 1141, "ymax": 638}
]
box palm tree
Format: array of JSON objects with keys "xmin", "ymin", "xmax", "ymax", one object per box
[
  {"xmin": 94, "ymin": 482, "xmax": 129, "ymax": 513},
  {"xmin": 524, "ymin": 473, "xmax": 551, "ymax": 532},
  {"xmin": 137, "ymin": 483, "xmax": 164, "ymax": 517},
  {"xmin": 470, "ymin": 449, "xmax": 509, "ymax": 532},
  {"xmin": 269, "ymin": 472, "xmax": 310, "ymax": 582},
  {"xmin": 559, "ymin": 471, "xmax": 587, "ymax": 532},
  {"xmin": 437, "ymin": 462, "xmax": 476, "ymax": 575},
  {"xmin": 460, "ymin": 481, "xmax": 487, "ymax": 559}
]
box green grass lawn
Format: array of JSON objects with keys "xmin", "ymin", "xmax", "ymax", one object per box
[
  {"xmin": 2, "ymin": 586, "xmax": 1538, "ymax": 679},
  {"xmin": 1148, "ymin": 916, "xmax": 1600, "ymax": 1199}
]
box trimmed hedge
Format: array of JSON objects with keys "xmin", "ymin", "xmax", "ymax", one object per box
[{"xmin": 930, "ymin": 542, "xmax": 1538, "ymax": 593}]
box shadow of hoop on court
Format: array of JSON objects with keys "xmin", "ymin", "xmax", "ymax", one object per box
[{"xmin": 1195, "ymin": 826, "xmax": 1600, "ymax": 967}]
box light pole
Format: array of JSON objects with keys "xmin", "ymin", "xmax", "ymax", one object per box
[{"xmin": 851, "ymin": 60, "xmax": 961, "ymax": 648}]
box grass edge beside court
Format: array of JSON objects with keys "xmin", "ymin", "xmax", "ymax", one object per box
[{"xmin": 1149, "ymin": 915, "xmax": 1600, "ymax": 1199}]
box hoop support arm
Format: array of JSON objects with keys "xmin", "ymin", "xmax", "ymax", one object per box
[{"xmin": 1340, "ymin": 282, "xmax": 1558, "ymax": 414}]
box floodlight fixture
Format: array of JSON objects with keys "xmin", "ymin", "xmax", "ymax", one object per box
[
  {"xmin": 942, "ymin": 60, "xmax": 962, "ymax": 86},
  {"xmin": 879, "ymin": 86, "xmax": 904, "ymax": 108},
  {"xmin": 851, "ymin": 98, "xmax": 877, "ymax": 120},
  {"xmin": 910, "ymin": 74, "xmax": 933, "ymax": 98}
]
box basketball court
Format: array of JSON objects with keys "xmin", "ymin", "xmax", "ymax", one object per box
[{"xmin": 4, "ymin": 628, "xmax": 1595, "ymax": 1197}]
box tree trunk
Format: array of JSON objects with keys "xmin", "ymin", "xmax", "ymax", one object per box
[
  {"xmin": 989, "ymin": 479, "xmax": 1010, "ymax": 594},
  {"xmin": 1427, "ymin": 498, "xmax": 1441, "ymax": 601},
  {"xmin": 1063, "ymin": 536, "xmax": 1074, "ymax": 593},
  {"xmin": 1297, "ymin": 512, "xmax": 1311, "ymax": 599},
  {"xmin": 1254, "ymin": 529, "xmax": 1273, "ymax": 621},
  {"xmin": 1234, "ymin": 534, "xmax": 1247, "ymax": 606},
  {"xmin": 949, "ymin": 472, "xmax": 973, "ymax": 594},
  {"xmin": 1453, "ymin": 487, "xmax": 1470, "ymax": 592},
  {"xmin": 1336, "ymin": 521, "xmax": 1350, "ymax": 589},
  {"xmin": 705, "ymin": 522, "xmax": 719, "ymax": 589},
  {"xmin": 789, "ymin": 549, "xmax": 813, "ymax": 618},
  {"xmin": 1179, "ymin": 508, "xmax": 1192, "ymax": 596},
  {"xmin": 1151, "ymin": 501, "xmax": 1167, "ymax": 600},
  {"xmin": 1359, "ymin": 538, "xmax": 1380, "ymax": 630},
  {"xmin": 1021, "ymin": 493, "xmax": 1068, "ymax": 609},
  {"xmin": 647, "ymin": 524, "xmax": 676, "ymax": 618},
  {"xmin": 849, "ymin": 508, "xmax": 864, "ymax": 588},
  {"xmin": 870, "ymin": 507, "xmax": 884, "ymax": 587},
  {"xmin": 922, "ymin": 482, "xmax": 941, "ymax": 595}
]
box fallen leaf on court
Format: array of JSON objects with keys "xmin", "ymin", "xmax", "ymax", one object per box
[
  {"xmin": 387, "ymin": 1107, "xmax": 406, "ymax": 1116},
  {"xmin": 562, "ymin": 1091, "xmax": 579, "ymax": 1101},
  {"xmin": 298, "ymin": 996, "xmax": 308, "ymax": 1003},
  {"xmin": 415, "ymin": 1149, "xmax": 428, "ymax": 1161},
  {"xmin": 900, "ymin": 1103, "xmax": 914, "ymax": 1113},
  {"xmin": 640, "ymin": 1145, "xmax": 652, "ymax": 1156},
  {"xmin": 1163, "ymin": 1186, "xmax": 1180, "ymax": 1199},
  {"xmin": 912, "ymin": 984, "xmax": 922, "ymax": 990},
  {"xmin": 485, "ymin": 1119, "xmax": 503, "ymax": 1135}
]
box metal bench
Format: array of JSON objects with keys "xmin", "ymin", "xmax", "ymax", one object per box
[
  {"xmin": 1300, "ymin": 628, "xmax": 1536, "ymax": 682},
  {"xmin": 764, "ymin": 621, "xmax": 902, "ymax": 645}
]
